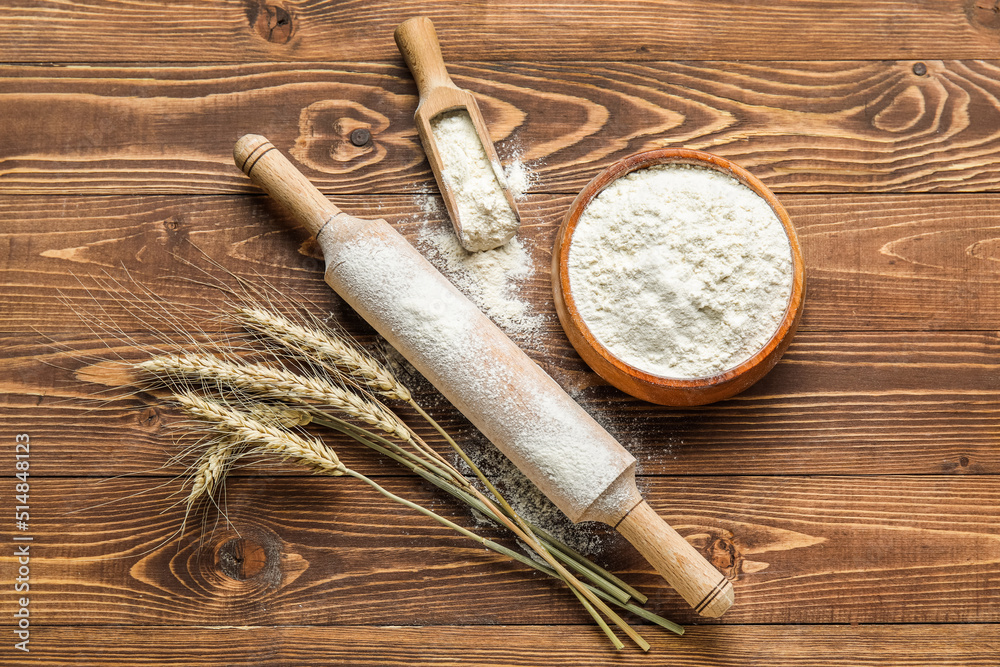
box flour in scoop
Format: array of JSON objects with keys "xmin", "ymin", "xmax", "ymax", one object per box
[
  {"xmin": 568, "ymin": 163, "xmax": 793, "ymax": 379},
  {"xmin": 431, "ymin": 110, "xmax": 520, "ymax": 252}
]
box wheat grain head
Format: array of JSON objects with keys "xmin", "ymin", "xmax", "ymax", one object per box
[
  {"xmin": 138, "ymin": 352, "xmax": 410, "ymax": 441},
  {"xmin": 174, "ymin": 391, "xmax": 345, "ymax": 476},
  {"xmin": 234, "ymin": 305, "xmax": 412, "ymax": 402}
]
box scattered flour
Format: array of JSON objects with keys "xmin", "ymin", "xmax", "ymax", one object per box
[
  {"xmin": 496, "ymin": 134, "xmax": 539, "ymax": 200},
  {"xmin": 416, "ymin": 218, "xmax": 542, "ymax": 342},
  {"xmin": 568, "ymin": 163, "xmax": 793, "ymax": 379},
  {"xmin": 460, "ymin": 437, "xmax": 619, "ymax": 557},
  {"xmin": 502, "ymin": 158, "xmax": 533, "ymax": 199},
  {"xmin": 431, "ymin": 110, "xmax": 520, "ymax": 252}
]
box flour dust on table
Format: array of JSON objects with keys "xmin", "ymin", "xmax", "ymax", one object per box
[{"xmin": 417, "ymin": 220, "xmax": 543, "ymax": 342}]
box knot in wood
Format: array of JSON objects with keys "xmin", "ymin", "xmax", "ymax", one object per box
[
  {"xmin": 216, "ymin": 535, "xmax": 277, "ymax": 582},
  {"xmin": 248, "ymin": 2, "xmax": 293, "ymax": 44},
  {"xmin": 708, "ymin": 536, "xmax": 742, "ymax": 577},
  {"xmin": 965, "ymin": 0, "xmax": 1000, "ymax": 31},
  {"xmin": 137, "ymin": 406, "xmax": 159, "ymax": 426},
  {"xmin": 289, "ymin": 100, "xmax": 388, "ymax": 174}
]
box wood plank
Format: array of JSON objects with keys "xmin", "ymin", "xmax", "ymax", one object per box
[
  {"xmin": 2, "ymin": 192, "xmax": 999, "ymax": 477},
  {"xmin": 3, "ymin": 329, "xmax": 998, "ymax": 477},
  {"xmin": 2, "ymin": 193, "xmax": 999, "ymax": 332},
  {"xmin": 7, "ymin": 61, "xmax": 1000, "ymax": 194},
  {"xmin": 4, "ymin": 1, "xmax": 1000, "ymax": 62},
  {"xmin": 15, "ymin": 625, "xmax": 1000, "ymax": 666},
  {"xmin": 3, "ymin": 476, "xmax": 997, "ymax": 626}
]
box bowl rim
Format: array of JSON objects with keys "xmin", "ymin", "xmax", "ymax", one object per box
[{"xmin": 553, "ymin": 148, "xmax": 806, "ymax": 399}]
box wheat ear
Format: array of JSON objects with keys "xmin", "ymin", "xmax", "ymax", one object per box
[
  {"xmin": 234, "ymin": 306, "xmax": 411, "ymax": 402},
  {"xmin": 187, "ymin": 438, "xmax": 237, "ymax": 508},
  {"xmin": 174, "ymin": 391, "xmax": 344, "ymax": 475},
  {"xmin": 186, "ymin": 405, "xmax": 308, "ymax": 506},
  {"xmin": 138, "ymin": 353, "xmax": 410, "ymax": 441}
]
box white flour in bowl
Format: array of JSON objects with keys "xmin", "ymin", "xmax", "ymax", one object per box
[
  {"xmin": 431, "ymin": 110, "xmax": 520, "ymax": 252},
  {"xmin": 567, "ymin": 163, "xmax": 793, "ymax": 379}
]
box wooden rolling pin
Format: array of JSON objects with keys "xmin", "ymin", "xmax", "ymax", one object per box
[{"xmin": 233, "ymin": 134, "xmax": 734, "ymax": 618}]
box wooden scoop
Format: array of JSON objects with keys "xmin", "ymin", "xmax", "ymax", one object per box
[
  {"xmin": 395, "ymin": 16, "xmax": 521, "ymax": 252},
  {"xmin": 233, "ymin": 134, "xmax": 733, "ymax": 618}
]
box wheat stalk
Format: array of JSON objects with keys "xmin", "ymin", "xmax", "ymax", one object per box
[
  {"xmin": 208, "ymin": 312, "xmax": 660, "ymax": 645},
  {"xmin": 234, "ymin": 306, "xmax": 412, "ymax": 402},
  {"xmin": 174, "ymin": 391, "xmax": 344, "ymax": 475},
  {"xmin": 71, "ymin": 257, "xmax": 683, "ymax": 649},
  {"xmin": 138, "ymin": 352, "xmax": 410, "ymax": 442}
]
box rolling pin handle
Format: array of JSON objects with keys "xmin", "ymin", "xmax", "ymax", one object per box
[
  {"xmin": 394, "ymin": 17, "xmax": 458, "ymax": 97},
  {"xmin": 233, "ymin": 134, "xmax": 342, "ymax": 237},
  {"xmin": 616, "ymin": 500, "xmax": 734, "ymax": 618}
]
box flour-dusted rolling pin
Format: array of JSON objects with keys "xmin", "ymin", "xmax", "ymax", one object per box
[{"xmin": 233, "ymin": 134, "xmax": 734, "ymax": 617}]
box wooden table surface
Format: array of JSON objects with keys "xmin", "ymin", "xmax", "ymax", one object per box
[{"xmin": 3, "ymin": 2, "xmax": 1000, "ymax": 665}]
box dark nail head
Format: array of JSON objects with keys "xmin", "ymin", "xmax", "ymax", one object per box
[{"xmin": 350, "ymin": 128, "xmax": 371, "ymax": 146}]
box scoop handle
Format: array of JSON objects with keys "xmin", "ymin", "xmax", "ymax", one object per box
[
  {"xmin": 233, "ymin": 134, "xmax": 343, "ymax": 237},
  {"xmin": 616, "ymin": 500, "xmax": 734, "ymax": 618},
  {"xmin": 394, "ymin": 17, "xmax": 457, "ymax": 97}
]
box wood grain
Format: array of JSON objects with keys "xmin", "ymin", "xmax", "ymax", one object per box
[
  {"xmin": 9, "ymin": 61, "xmax": 1000, "ymax": 194},
  {"xmin": 5, "ymin": 331, "xmax": 997, "ymax": 478},
  {"xmin": 14, "ymin": 625, "xmax": 1000, "ymax": 666},
  {"xmin": 2, "ymin": 191, "xmax": 998, "ymax": 479},
  {"xmin": 3, "ymin": 1, "xmax": 996, "ymax": 662},
  {"xmin": 4, "ymin": 1, "xmax": 1000, "ymax": 62},
  {"xmin": 2, "ymin": 476, "xmax": 996, "ymax": 626},
  {"xmin": 2, "ymin": 193, "xmax": 1000, "ymax": 332}
]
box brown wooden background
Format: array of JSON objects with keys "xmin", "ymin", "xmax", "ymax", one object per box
[{"xmin": 2, "ymin": 1, "xmax": 999, "ymax": 665}]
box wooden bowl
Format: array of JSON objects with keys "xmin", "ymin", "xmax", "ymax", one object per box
[{"xmin": 552, "ymin": 149, "xmax": 806, "ymax": 406}]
